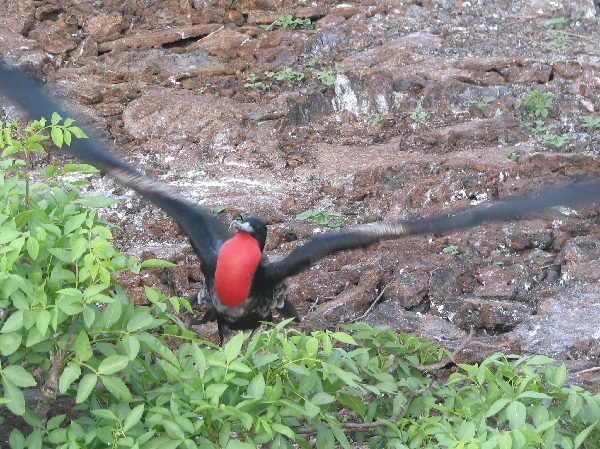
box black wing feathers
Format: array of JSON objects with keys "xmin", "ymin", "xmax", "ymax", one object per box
[
  {"xmin": 265, "ymin": 180, "xmax": 600, "ymax": 283},
  {"xmin": 0, "ymin": 61, "xmax": 229, "ymax": 273}
]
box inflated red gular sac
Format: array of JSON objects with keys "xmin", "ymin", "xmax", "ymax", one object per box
[{"xmin": 1, "ymin": 60, "xmax": 599, "ymax": 343}]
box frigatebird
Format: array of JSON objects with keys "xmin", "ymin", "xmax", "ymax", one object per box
[{"xmin": 1, "ymin": 61, "xmax": 599, "ymax": 341}]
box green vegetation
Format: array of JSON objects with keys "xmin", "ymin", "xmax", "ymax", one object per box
[
  {"xmin": 244, "ymin": 73, "xmax": 271, "ymax": 90},
  {"xmin": 244, "ymin": 69, "xmax": 305, "ymax": 90},
  {"xmin": 442, "ymin": 244, "xmax": 460, "ymax": 255},
  {"xmin": 265, "ymin": 68, "xmax": 305, "ymax": 84},
  {"xmin": 409, "ymin": 106, "xmax": 430, "ymax": 122},
  {"xmin": 542, "ymin": 133, "xmax": 569, "ymax": 148},
  {"xmin": 519, "ymin": 91, "xmax": 570, "ymax": 148},
  {"xmin": 1, "ymin": 116, "xmax": 599, "ymax": 449},
  {"xmin": 507, "ymin": 152, "xmax": 521, "ymax": 162},
  {"xmin": 295, "ymin": 209, "xmax": 343, "ymax": 230},
  {"xmin": 580, "ymin": 115, "xmax": 600, "ymax": 131},
  {"xmin": 369, "ymin": 113, "xmax": 385, "ymax": 125},
  {"xmin": 273, "ymin": 15, "xmax": 315, "ymax": 30},
  {"xmin": 470, "ymin": 96, "xmax": 496, "ymax": 110},
  {"xmin": 316, "ymin": 67, "xmax": 338, "ymax": 86},
  {"xmin": 544, "ymin": 17, "xmax": 572, "ymax": 51},
  {"xmin": 519, "ymin": 90, "xmax": 555, "ymax": 119}
]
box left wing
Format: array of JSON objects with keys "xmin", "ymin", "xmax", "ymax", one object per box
[
  {"xmin": 0, "ymin": 60, "xmax": 230, "ymax": 274},
  {"xmin": 264, "ymin": 179, "xmax": 600, "ymax": 283}
]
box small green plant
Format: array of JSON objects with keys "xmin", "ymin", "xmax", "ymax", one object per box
[
  {"xmin": 442, "ymin": 244, "xmax": 459, "ymax": 255},
  {"xmin": 316, "ymin": 68, "xmax": 338, "ymax": 86},
  {"xmin": 546, "ymin": 30, "xmax": 571, "ymax": 50},
  {"xmin": 470, "ymin": 96, "xmax": 495, "ymax": 109},
  {"xmin": 369, "ymin": 113, "xmax": 385, "ymax": 125},
  {"xmin": 525, "ymin": 121, "xmax": 569, "ymax": 148},
  {"xmin": 519, "ymin": 89, "xmax": 555, "ymax": 118},
  {"xmin": 544, "ymin": 16, "xmax": 572, "ymax": 50},
  {"xmin": 244, "ymin": 73, "xmax": 271, "ymax": 90},
  {"xmin": 265, "ymin": 68, "xmax": 305, "ymax": 84},
  {"xmin": 273, "ymin": 15, "xmax": 315, "ymax": 30},
  {"xmin": 543, "ymin": 133, "xmax": 569, "ymax": 148},
  {"xmin": 508, "ymin": 151, "xmax": 521, "ymax": 162},
  {"xmin": 296, "ymin": 209, "xmax": 343, "ymax": 229},
  {"xmin": 580, "ymin": 115, "xmax": 600, "ymax": 131},
  {"xmin": 304, "ymin": 59, "xmax": 317, "ymax": 67},
  {"xmin": 544, "ymin": 17, "xmax": 569, "ymax": 29},
  {"xmin": 530, "ymin": 119, "xmax": 555, "ymax": 136},
  {"xmin": 409, "ymin": 106, "xmax": 429, "ymax": 122}
]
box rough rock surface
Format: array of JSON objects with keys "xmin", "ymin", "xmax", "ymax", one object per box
[{"xmin": 1, "ymin": 0, "xmax": 599, "ymax": 391}]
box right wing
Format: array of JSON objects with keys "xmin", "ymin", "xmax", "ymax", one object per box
[
  {"xmin": 265, "ymin": 179, "xmax": 600, "ymax": 283},
  {"xmin": 0, "ymin": 60, "xmax": 230, "ymax": 274}
]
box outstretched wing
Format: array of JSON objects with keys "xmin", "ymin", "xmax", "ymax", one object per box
[
  {"xmin": 0, "ymin": 60, "xmax": 230, "ymax": 274},
  {"xmin": 265, "ymin": 180, "xmax": 600, "ymax": 283}
]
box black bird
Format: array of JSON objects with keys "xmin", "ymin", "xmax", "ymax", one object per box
[{"xmin": 1, "ymin": 61, "xmax": 599, "ymax": 341}]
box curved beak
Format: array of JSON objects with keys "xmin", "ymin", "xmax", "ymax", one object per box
[{"xmin": 230, "ymin": 220, "xmax": 253, "ymax": 233}]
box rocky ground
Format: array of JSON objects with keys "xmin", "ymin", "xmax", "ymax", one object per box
[{"xmin": 1, "ymin": 0, "xmax": 599, "ymax": 387}]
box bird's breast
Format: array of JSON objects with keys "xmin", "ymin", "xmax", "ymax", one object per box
[{"xmin": 214, "ymin": 233, "xmax": 262, "ymax": 307}]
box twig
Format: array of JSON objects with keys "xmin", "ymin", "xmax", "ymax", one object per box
[
  {"xmin": 346, "ymin": 283, "xmax": 391, "ymax": 323},
  {"xmin": 34, "ymin": 315, "xmax": 77, "ymax": 421},
  {"xmin": 573, "ymin": 366, "xmax": 600, "ymax": 376},
  {"xmin": 406, "ymin": 327, "xmax": 475, "ymax": 372},
  {"xmin": 296, "ymin": 382, "xmax": 432, "ymax": 436},
  {"xmin": 551, "ymin": 30, "xmax": 600, "ymax": 44}
]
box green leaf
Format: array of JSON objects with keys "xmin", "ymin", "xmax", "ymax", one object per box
[
  {"xmin": 127, "ymin": 309, "xmax": 154, "ymax": 332},
  {"xmin": 312, "ymin": 392, "xmax": 335, "ymax": 405},
  {"xmin": 35, "ymin": 309, "xmax": 51, "ymax": 336},
  {"xmin": 9, "ymin": 429, "xmax": 25, "ymax": 449},
  {"xmin": 1, "ymin": 310, "xmax": 24, "ymax": 333},
  {"xmin": 62, "ymin": 163, "xmax": 98, "ymax": 174},
  {"xmin": 0, "ymin": 333, "xmax": 22, "ymax": 356},
  {"xmin": 339, "ymin": 392, "xmax": 366, "ymax": 417},
  {"xmin": 2, "ymin": 378, "xmax": 25, "ymax": 415},
  {"xmin": 547, "ymin": 364, "xmax": 567, "ymax": 388},
  {"xmin": 485, "ymin": 398, "xmax": 511, "ymax": 417},
  {"xmin": 122, "ymin": 335, "xmax": 140, "ymax": 360},
  {"xmin": 123, "ymin": 404, "xmax": 145, "ymax": 432},
  {"xmin": 506, "ymin": 401, "xmax": 527, "ymax": 430},
  {"xmin": 51, "ymin": 127, "xmax": 63, "ymax": 148},
  {"xmin": 247, "ymin": 373, "xmax": 265, "ymax": 399},
  {"xmin": 63, "ymin": 129, "xmax": 72, "ymax": 146},
  {"xmin": 140, "ymin": 258, "xmax": 176, "ymax": 268},
  {"xmin": 330, "ymin": 331, "xmax": 357, "ymax": 345},
  {"xmin": 574, "ymin": 423, "xmax": 596, "ymax": 449},
  {"xmin": 224, "ymin": 331, "xmax": 247, "ymax": 364},
  {"xmin": 76, "ymin": 373, "xmax": 98, "ymax": 403},
  {"xmin": 101, "ymin": 375, "xmax": 132, "ymax": 401},
  {"xmin": 3, "ymin": 365, "xmax": 36, "ymax": 387},
  {"xmin": 64, "ymin": 213, "xmax": 88, "ymax": 236},
  {"xmin": 272, "ymin": 423, "xmax": 295, "ymax": 439},
  {"xmin": 76, "ymin": 195, "xmax": 117, "ymax": 208},
  {"xmin": 97, "ymin": 355, "xmax": 129, "ymax": 375},
  {"xmin": 51, "ymin": 112, "xmax": 62, "ymax": 125},
  {"xmin": 59, "ymin": 363, "xmax": 81, "ymax": 394},
  {"xmin": 73, "ymin": 330, "xmax": 93, "ymax": 361},
  {"xmin": 0, "ymin": 230, "xmax": 21, "ymax": 245},
  {"xmin": 26, "ymin": 237, "xmax": 39, "ymax": 260},
  {"xmin": 68, "ymin": 126, "xmax": 88, "ymax": 139}
]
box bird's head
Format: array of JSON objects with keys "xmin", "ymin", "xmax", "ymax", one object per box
[{"xmin": 230, "ymin": 216, "xmax": 267, "ymax": 251}]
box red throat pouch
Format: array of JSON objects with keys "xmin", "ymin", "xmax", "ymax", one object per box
[{"xmin": 214, "ymin": 233, "xmax": 262, "ymax": 307}]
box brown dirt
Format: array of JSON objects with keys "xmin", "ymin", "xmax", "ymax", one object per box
[{"xmin": 1, "ymin": 0, "xmax": 599, "ymax": 393}]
